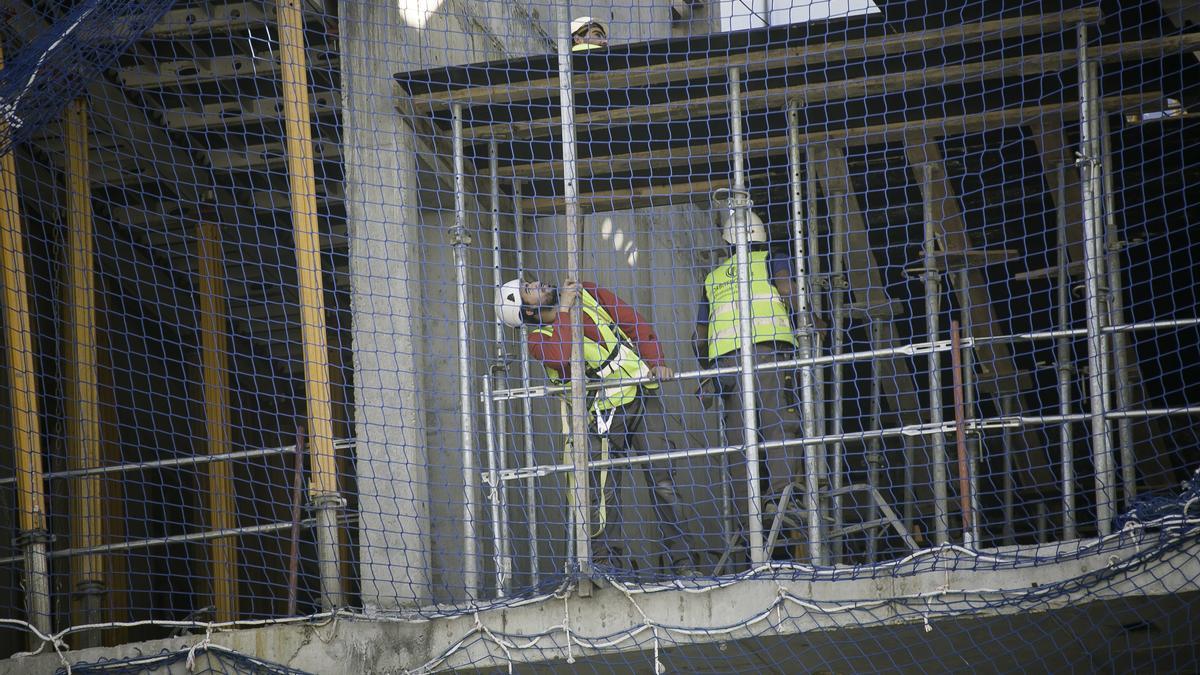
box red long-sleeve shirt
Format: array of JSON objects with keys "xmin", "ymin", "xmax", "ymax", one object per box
[{"xmin": 527, "ymin": 281, "xmax": 665, "ymax": 377}]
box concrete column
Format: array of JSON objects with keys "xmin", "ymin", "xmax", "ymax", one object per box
[{"xmin": 341, "ymin": 0, "xmax": 430, "ymax": 608}]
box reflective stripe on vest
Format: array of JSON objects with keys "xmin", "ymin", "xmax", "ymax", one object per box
[
  {"xmin": 533, "ymin": 289, "xmax": 652, "ymax": 411},
  {"xmin": 704, "ymin": 250, "xmax": 797, "ymax": 360}
]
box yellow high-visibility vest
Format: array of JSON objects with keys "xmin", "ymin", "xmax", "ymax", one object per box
[
  {"xmin": 533, "ymin": 288, "xmax": 654, "ymax": 412},
  {"xmin": 703, "ymin": 250, "xmax": 796, "ymax": 360}
]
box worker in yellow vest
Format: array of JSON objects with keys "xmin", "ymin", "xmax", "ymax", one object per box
[
  {"xmin": 694, "ymin": 208, "xmax": 803, "ymax": 553},
  {"xmin": 497, "ymin": 277, "xmax": 699, "ymax": 576}
]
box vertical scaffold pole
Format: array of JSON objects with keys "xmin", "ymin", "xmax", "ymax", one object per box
[
  {"xmin": 1099, "ymin": 114, "xmax": 1135, "ymax": 506},
  {"xmin": 64, "ymin": 98, "xmax": 106, "ymax": 645},
  {"xmin": 828, "ymin": 195, "xmax": 847, "ymax": 564},
  {"xmin": 484, "ymin": 140, "xmax": 512, "ymax": 595},
  {"xmin": 728, "ymin": 66, "xmax": 764, "ymax": 565},
  {"xmin": 514, "ymin": 183, "xmax": 540, "ymax": 585},
  {"xmin": 558, "ymin": 9, "xmax": 591, "ymax": 582},
  {"xmin": 957, "ymin": 269, "xmax": 982, "ymax": 545},
  {"xmin": 1002, "ymin": 394, "xmax": 1016, "ymax": 545},
  {"xmin": 450, "ymin": 104, "xmax": 479, "ymax": 598},
  {"xmin": 949, "ymin": 320, "xmax": 975, "ymax": 548},
  {"xmin": 921, "ymin": 164, "xmax": 949, "ymax": 545},
  {"xmin": 1077, "ymin": 23, "xmax": 1116, "ymax": 535},
  {"xmin": 1056, "ymin": 167, "xmax": 1078, "ymax": 540},
  {"xmin": 787, "ymin": 101, "xmax": 824, "ymax": 565},
  {"xmin": 0, "ymin": 44, "xmax": 51, "ymax": 644},
  {"xmin": 278, "ymin": 0, "xmax": 342, "ymax": 609},
  {"xmin": 804, "ymin": 152, "xmax": 827, "ymax": 548},
  {"xmin": 866, "ymin": 318, "xmax": 883, "ymax": 562}
]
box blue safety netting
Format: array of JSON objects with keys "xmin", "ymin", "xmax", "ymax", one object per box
[{"xmin": 0, "ymin": 0, "xmax": 1195, "ymax": 672}]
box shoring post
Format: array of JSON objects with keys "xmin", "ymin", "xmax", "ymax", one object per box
[
  {"xmin": 728, "ymin": 65, "xmax": 765, "ymax": 565},
  {"xmin": 64, "ymin": 97, "xmax": 106, "ymax": 644},
  {"xmin": 804, "ymin": 151, "xmax": 828, "ymax": 558},
  {"xmin": 450, "ymin": 103, "xmax": 480, "ymax": 599},
  {"xmin": 278, "ymin": 0, "xmax": 343, "ymax": 608},
  {"xmin": 1077, "ymin": 23, "xmax": 1117, "ymax": 535},
  {"xmin": 197, "ymin": 219, "xmax": 238, "ymax": 622},
  {"xmin": 287, "ymin": 427, "xmax": 305, "ymax": 616},
  {"xmin": 949, "ymin": 320, "xmax": 976, "ymax": 547},
  {"xmin": 1002, "ymin": 394, "xmax": 1017, "ymax": 545},
  {"xmin": 0, "ymin": 42, "xmax": 52, "ymax": 644},
  {"xmin": 1056, "ymin": 166, "xmax": 1078, "ymax": 539},
  {"xmin": 828, "ymin": 194, "xmax": 847, "ymax": 564},
  {"xmin": 920, "ymin": 163, "xmax": 950, "ymax": 545},
  {"xmin": 514, "ymin": 183, "xmax": 540, "ymax": 585},
  {"xmin": 957, "ymin": 270, "xmax": 983, "ymax": 545},
  {"xmin": 787, "ymin": 101, "xmax": 824, "ymax": 565},
  {"xmin": 719, "ymin": 396, "xmax": 734, "ymax": 563},
  {"xmin": 558, "ymin": 10, "xmax": 592, "ymax": 585},
  {"xmin": 1099, "ymin": 114, "xmax": 1136, "ymax": 506},
  {"xmin": 866, "ymin": 318, "xmax": 884, "ymax": 562},
  {"xmin": 485, "ymin": 140, "xmax": 512, "ymax": 596}
]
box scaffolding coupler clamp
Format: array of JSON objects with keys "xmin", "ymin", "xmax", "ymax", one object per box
[
  {"xmin": 449, "ymin": 226, "xmax": 472, "ymax": 247},
  {"xmin": 309, "ymin": 493, "xmax": 347, "ymax": 510},
  {"xmin": 900, "ymin": 416, "xmax": 1019, "ymax": 438},
  {"xmin": 485, "ymin": 464, "xmax": 553, "ymax": 486},
  {"xmin": 902, "ymin": 338, "xmax": 975, "ymax": 356},
  {"xmin": 1073, "ymin": 150, "xmax": 1100, "ymax": 170},
  {"xmin": 13, "ymin": 529, "xmax": 54, "ymax": 548}
]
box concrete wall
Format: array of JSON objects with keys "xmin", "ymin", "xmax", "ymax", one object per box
[{"xmin": 344, "ymin": 0, "xmax": 709, "ymax": 605}]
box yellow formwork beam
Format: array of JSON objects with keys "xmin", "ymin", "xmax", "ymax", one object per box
[
  {"xmin": 277, "ymin": 0, "xmax": 342, "ymax": 608},
  {"xmin": 0, "ymin": 43, "xmax": 51, "ymax": 637},
  {"xmin": 197, "ymin": 220, "xmax": 238, "ymax": 622},
  {"xmin": 277, "ymin": 0, "xmax": 337, "ymax": 498},
  {"xmin": 64, "ymin": 97, "xmax": 106, "ymax": 641}
]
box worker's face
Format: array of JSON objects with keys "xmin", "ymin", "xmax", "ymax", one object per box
[
  {"xmin": 519, "ymin": 279, "xmax": 558, "ymax": 313},
  {"xmin": 572, "ymin": 24, "xmax": 607, "ymax": 48}
]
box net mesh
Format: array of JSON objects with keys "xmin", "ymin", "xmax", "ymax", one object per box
[
  {"xmin": 63, "ymin": 645, "xmax": 313, "ymax": 674},
  {"xmin": 0, "ymin": 0, "xmax": 1198, "ymax": 672}
]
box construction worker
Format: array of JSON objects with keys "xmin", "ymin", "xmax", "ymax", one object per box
[
  {"xmin": 694, "ymin": 207, "xmax": 804, "ymax": 554},
  {"xmin": 497, "ymin": 276, "xmax": 698, "ymax": 576},
  {"xmin": 570, "ymin": 16, "xmax": 608, "ymax": 52}
]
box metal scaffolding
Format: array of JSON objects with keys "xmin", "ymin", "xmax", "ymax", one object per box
[{"xmin": 389, "ymin": 7, "xmax": 1200, "ymax": 597}]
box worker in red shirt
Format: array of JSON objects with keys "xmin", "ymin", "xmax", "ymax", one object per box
[{"xmin": 497, "ymin": 277, "xmax": 699, "ymax": 576}]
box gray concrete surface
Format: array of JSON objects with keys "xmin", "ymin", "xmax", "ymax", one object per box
[{"xmin": 6, "ymin": 530, "xmax": 1195, "ymax": 674}]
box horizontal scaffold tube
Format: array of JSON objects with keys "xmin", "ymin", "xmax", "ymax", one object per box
[
  {"xmin": 482, "ymin": 408, "xmax": 1200, "ymax": 485},
  {"xmin": 486, "ymin": 318, "xmax": 1200, "ymax": 403}
]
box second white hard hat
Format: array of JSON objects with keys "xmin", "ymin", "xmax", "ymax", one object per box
[
  {"xmin": 721, "ymin": 209, "xmax": 767, "ymax": 244},
  {"xmin": 570, "ymin": 16, "xmax": 606, "ymax": 35}
]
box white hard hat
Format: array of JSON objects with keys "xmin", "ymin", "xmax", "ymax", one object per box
[
  {"xmin": 497, "ymin": 279, "xmax": 526, "ymax": 328},
  {"xmin": 570, "ymin": 16, "xmax": 605, "ymax": 35},
  {"xmin": 721, "ymin": 209, "xmax": 767, "ymax": 244}
]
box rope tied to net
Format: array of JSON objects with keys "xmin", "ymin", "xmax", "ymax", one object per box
[
  {"xmin": 562, "ymin": 593, "xmax": 575, "ymax": 664},
  {"xmin": 185, "ymin": 622, "xmax": 214, "ymax": 672},
  {"xmin": 6, "ymin": 619, "xmax": 71, "ymax": 674},
  {"xmin": 51, "ymin": 632, "xmax": 71, "ymax": 675},
  {"xmin": 472, "ymin": 611, "xmax": 515, "ymax": 674},
  {"xmin": 615, "ymin": 577, "xmax": 664, "ymax": 674},
  {"xmin": 777, "ymin": 581, "xmax": 787, "ymax": 629}
]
